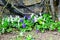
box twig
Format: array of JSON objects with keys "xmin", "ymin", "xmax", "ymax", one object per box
[{"xmin": 0, "ymin": 0, "xmax": 9, "ymax": 15}]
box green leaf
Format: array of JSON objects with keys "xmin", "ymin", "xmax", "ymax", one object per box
[
  {"xmin": 27, "ymin": 27, "xmax": 32, "ymax": 31},
  {"xmin": 58, "ymin": 29, "xmax": 60, "ymax": 32},
  {"xmin": 36, "ymin": 25, "xmax": 40, "ymax": 30},
  {"xmin": 6, "ymin": 28, "xmax": 12, "ymax": 32},
  {"xmin": 57, "ymin": 27, "xmax": 60, "ymax": 30},
  {"xmin": 41, "ymin": 29, "xmax": 45, "ymax": 33},
  {"xmin": 26, "ymin": 35, "xmax": 32, "ymax": 40}
]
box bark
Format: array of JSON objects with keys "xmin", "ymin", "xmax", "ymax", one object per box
[
  {"xmin": 58, "ymin": 0, "xmax": 60, "ymax": 21},
  {"xmin": 50, "ymin": 0, "xmax": 55, "ymax": 21}
]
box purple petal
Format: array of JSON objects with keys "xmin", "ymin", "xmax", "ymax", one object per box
[
  {"xmin": 22, "ymin": 23, "xmax": 26, "ymax": 28},
  {"xmin": 24, "ymin": 15, "xmax": 26, "ymax": 19},
  {"xmin": 20, "ymin": 19, "xmax": 23, "ymax": 22},
  {"xmin": 36, "ymin": 30, "xmax": 39, "ymax": 33},
  {"xmin": 24, "ymin": 15, "xmax": 31, "ymax": 20},
  {"xmin": 27, "ymin": 16, "xmax": 31, "ymax": 20}
]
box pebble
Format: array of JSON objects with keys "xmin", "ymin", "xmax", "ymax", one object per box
[{"xmin": 52, "ymin": 31, "xmax": 58, "ymax": 35}]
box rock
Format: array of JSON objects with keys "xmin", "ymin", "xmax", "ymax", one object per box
[
  {"xmin": 0, "ymin": 6, "xmax": 3, "ymax": 17},
  {"xmin": 0, "ymin": 0, "xmax": 4, "ymax": 5},
  {"xmin": 52, "ymin": 31, "xmax": 58, "ymax": 35},
  {"xmin": 23, "ymin": 0, "xmax": 41, "ymax": 5},
  {"xmin": 10, "ymin": 0, "xmax": 41, "ymax": 6},
  {"xmin": 0, "ymin": 0, "xmax": 44, "ymax": 16}
]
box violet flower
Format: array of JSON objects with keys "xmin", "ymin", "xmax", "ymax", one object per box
[
  {"xmin": 24, "ymin": 15, "xmax": 26, "ymax": 19},
  {"xmin": 27, "ymin": 16, "xmax": 31, "ymax": 20},
  {"xmin": 22, "ymin": 23, "xmax": 26, "ymax": 28},
  {"xmin": 34, "ymin": 16, "xmax": 38, "ymax": 22},
  {"xmin": 36, "ymin": 30, "xmax": 39, "ymax": 33},
  {"xmin": 20, "ymin": 19, "xmax": 23, "ymax": 22},
  {"xmin": 24, "ymin": 15, "xmax": 31, "ymax": 20}
]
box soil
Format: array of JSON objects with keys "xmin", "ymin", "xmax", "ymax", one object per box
[{"xmin": 0, "ymin": 30, "xmax": 60, "ymax": 40}]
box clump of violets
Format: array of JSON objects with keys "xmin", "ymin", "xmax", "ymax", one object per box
[{"xmin": 24, "ymin": 15, "xmax": 31, "ymax": 20}]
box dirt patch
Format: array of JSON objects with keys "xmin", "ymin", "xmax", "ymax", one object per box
[{"xmin": 0, "ymin": 30, "xmax": 60, "ymax": 40}]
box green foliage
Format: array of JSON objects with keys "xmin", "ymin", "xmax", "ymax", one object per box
[
  {"xmin": 6, "ymin": 28, "xmax": 13, "ymax": 32},
  {"xmin": 1, "ymin": 13, "xmax": 60, "ymax": 34},
  {"xmin": 35, "ymin": 13, "xmax": 54, "ymax": 32},
  {"xmin": 49, "ymin": 22, "xmax": 57, "ymax": 31},
  {"xmin": 56, "ymin": 22, "xmax": 60, "ymax": 32},
  {"xmin": 0, "ymin": 17, "xmax": 13, "ymax": 34},
  {"xmin": 35, "ymin": 13, "xmax": 60, "ymax": 33},
  {"xmin": 0, "ymin": 15, "xmax": 35, "ymax": 34},
  {"xmin": 18, "ymin": 15, "xmax": 34, "ymax": 32}
]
